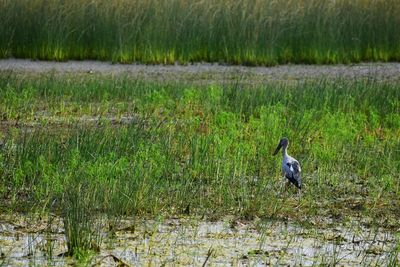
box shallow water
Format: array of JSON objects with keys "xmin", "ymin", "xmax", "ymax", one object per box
[{"xmin": 0, "ymin": 214, "xmax": 398, "ymax": 266}]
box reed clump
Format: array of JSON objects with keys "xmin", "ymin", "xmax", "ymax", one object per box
[{"xmin": 62, "ymin": 180, "xmax": 103, "ymax": 256}]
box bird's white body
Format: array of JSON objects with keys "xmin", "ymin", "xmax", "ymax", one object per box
[
  {"xmin": 282, "ymin": 150, "xmax": 301, "ymax": 182},
  {"xmin": 274, "ymin": 138, "xmax": 302, "ymax": 190}
]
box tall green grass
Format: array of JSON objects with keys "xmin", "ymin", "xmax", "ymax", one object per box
[
  {"xmin": 1, "ymin": 0, "xmax": 399, "ymax": 64},
  {"xmin": 62, "ymin": 180, "xmax": 104, "ymax": 256},
  {"xmin": 0, "ymin": 73, "xmax": 399, "ymax": 225}
]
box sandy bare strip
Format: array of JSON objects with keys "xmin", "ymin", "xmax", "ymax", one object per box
[{"xmin": 1, "ymin": 59, "xmax": 400, "ymax": 83}]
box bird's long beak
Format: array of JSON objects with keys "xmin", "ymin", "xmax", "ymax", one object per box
[{"xmin": 273, "ymin": 142, "xmax": 282, "ymax": 156}]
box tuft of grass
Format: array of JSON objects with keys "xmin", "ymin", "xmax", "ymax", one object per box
[
  {"xmin": 0, "ymin": 0, "xmax": 400, "ymax": 65},
  {"xmin": 62, "ymin": 179, "xmax": 104, "ymax": 256}
]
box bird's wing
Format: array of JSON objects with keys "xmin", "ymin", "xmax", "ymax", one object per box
[
  {"xmin": 291, "ymin": 160, "xmax": 301, "ymax": 175},
  {"xmin": 285, "ymin": 160, "xmax": 302, "ymax": 189}
]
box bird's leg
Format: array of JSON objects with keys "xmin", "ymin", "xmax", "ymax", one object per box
[
  {"xmin": 297, "ymin": 188, "xmax": 302, "ymax": 200},
  {"xmin": 276, "ymin": 177, "xmax": 284, "ymax": 196},
  {"xmin": 280, "ymin": 178, "xmax": 290, "ymax": 197},
  {"xmin": 278, "ymin": 176, "xmax": 286, "ymax": 195},
  {"xmin": 294, "ymin": 189, "xmax": 302, "ymax": 209},
  {"xmin": 285, "ymin": 180, "xmax": 291, "ymax": 196}
]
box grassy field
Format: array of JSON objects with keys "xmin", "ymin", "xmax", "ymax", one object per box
[
  {"xmin": 1, "ymin": 0, "xmax": 400, "ymax": 64},
  {"xmin": 0, "ymin": 72, "xmax": 399, "ymax": 222}
]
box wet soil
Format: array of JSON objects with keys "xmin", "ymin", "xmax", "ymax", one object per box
[
  {"xmin": 1, "ymin": 59, "xmax": 400, "ymax": 84},
  {"xmin": 0, "ymin": 214, "xmax": 398, "ymax": 266}
]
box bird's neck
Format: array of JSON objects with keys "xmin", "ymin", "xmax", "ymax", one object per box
[{"xmin": 282, "ymin": 145, "xmax": 288, "ymax": 157}]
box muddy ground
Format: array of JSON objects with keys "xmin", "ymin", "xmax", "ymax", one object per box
[
  {"xmin": 1, "ymin": 59, "xmax": 400, "ymax": 84},
  {"xmin": 0, "ymin": 214, "xmax": 398, "ymax": 266}
]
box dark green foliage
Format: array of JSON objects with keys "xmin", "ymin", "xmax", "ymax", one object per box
[{"xmin": 0, "ymin": 0, "xmax": 399, "ymax": 64}]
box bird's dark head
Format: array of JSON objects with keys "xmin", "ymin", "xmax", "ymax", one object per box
[{"xmin": 273, "ymin": 137, "xmax": 289, "ymax": 155}]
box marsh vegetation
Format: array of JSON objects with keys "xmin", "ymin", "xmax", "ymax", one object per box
[
  {"xmin": 1, "ymin": 1, "xmax": 400, "ymax": 264},
  {"xmin": 1, "ymin": 0, "xmax": 400, "ymax": 64},
  {"xmin": 0, "ymin": 69, "xmax": 399, "ymax": 264}
]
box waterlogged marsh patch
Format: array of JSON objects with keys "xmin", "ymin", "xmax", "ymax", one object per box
[
  {"xmin": 0, "ymin": 71, "xmax": 399, "ymax": 265},
  {"xmin": 0, "ymin": 214, "xmax": 398, "ymax": 266}
]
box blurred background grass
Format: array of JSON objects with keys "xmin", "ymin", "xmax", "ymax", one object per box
[{"xmin": 1, "ymin": 0, "xmax": 399, "ymax": 65}]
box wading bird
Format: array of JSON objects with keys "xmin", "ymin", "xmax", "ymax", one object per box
[{"xmin": 273, "ymin": 137, "xmax": 302, "ymax": 191}]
